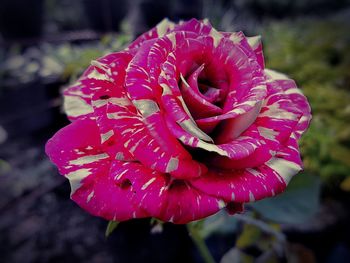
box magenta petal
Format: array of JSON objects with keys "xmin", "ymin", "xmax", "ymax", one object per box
[
  {"xmin": 63, "ymin": 51, "xmax": 134, "ymax": 121},
  {"xmin": 255, "ymin": 69, "xmax": 310, "ymax": 150},
  {"xmin": 125, "ymin": 39, "xmax": 161, "ymax": 100},
  {"xmin": 107, "ymin": 103, "xmax": 205, "ymax": 179},
  {"xmin": 63, "ymin": 73, "xmax": 94, "ymax": 121},
  {"xmin": 180, "ymin": 66, "xmax": 222, "ymax": 119},
  {"xmin": 109, "ymin": 161, "xmax": 168, "ymax": 219},
  {"xmin": 45, "ymin": 119, "xmax": 148, "ymax": 220},
  {"xmin": 265, "ymin": 70, "xmax": 312, "ymax": 139},
  {"xmin": 215, "ymin": 101, "xmax": 262, "ymax": 144},
  {"xmin": 191, "ymin": 134, "xmax": 303, "ymax": 203},
  {"xmin": 173, "ymin": 18, "xmax": 212, "ymax": 36},
  {"xmin": 71, "ymin": 161, "xmax": 149, "ymax": 221},
  {"xmin": 209, "ymin": 143, "xmax": 272, "ymax": 170},
  {"xmin": 247, "ymin": 36, "xmax": 265, "ymax": 68},
  {"xmin": 45, "ymin": 118, "xmax": 109, "ymax": 175},
  {"xmin": 128, "ymin": 18, "xmax": 175, "ymax": 50},
  {"xmin": 159, "ymin": 181, "xmax": 224, "ymax": 224}
]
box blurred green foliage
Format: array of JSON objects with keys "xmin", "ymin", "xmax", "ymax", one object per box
[
  {"xmin": 263, "ymin": 18, "xmax": 350, "ymax": 187},
  {"xmin": 0, "ymin": 34, "xmax": 130, "ymax": 87}
]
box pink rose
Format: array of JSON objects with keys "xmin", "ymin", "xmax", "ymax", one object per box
[{"xmin": 46, "ymin": 19, "xmax": 311, "ymax": 224}]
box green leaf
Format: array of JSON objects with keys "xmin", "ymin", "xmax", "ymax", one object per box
[
  {"xmin": 250, "ymin": 173, "xmax": 321, "ymax": 224},
  {"xmin": 105, "ymin": 220, "xmax": 119, "ymax": 238}
]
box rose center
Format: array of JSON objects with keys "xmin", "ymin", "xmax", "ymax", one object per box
[{"xmin": 179, "ymin": 63, "xmax": 227, "ymax": 122}]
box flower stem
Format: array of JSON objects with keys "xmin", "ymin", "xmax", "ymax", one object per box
[{"xmin": 187, "ymin": 224, "xmax": 216, "ymax": 263}]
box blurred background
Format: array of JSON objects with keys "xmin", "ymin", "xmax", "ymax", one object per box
[{"xmin": 0, "ymin": 0, "xmax": 350, "ymax": 262}]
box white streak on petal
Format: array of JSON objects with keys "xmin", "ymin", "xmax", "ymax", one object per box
[
  {"xmin": 265, "ymin": 158, "xmax": 302, "ymax": 184},
  {"xmin": 229, "ymin": 33, "xmax": 243, "ymax": 43},
  {"xmin": 69, "ymin": 153, "xmax": 109, "ymax": 166},
  {"xmin": 264, "ymin": 69, "xmax": 289, "ymax": 81},
  {"xmin": 66, "ymin": 168, "xmax": 91, "ymax": 196},
  {"xmin": 87, "ymin": 68, "xmax": 110, "ymax": 81},
  {"xmin": 179, "ymin": 119, "xmax": 214, "ymax": 143},
  {"xmin": 87, "ymin": 190, "xmax": 94, "ymax": 203},
  {"xmin": 156, "ymin": 18, "xmax": 174, "ymax": 36},
  {"xmin": 247, "ymin": 35, "xmax": 261, "ymax": 49},
  {"xmin": 115, "ymin": 169, "xmax": 128, "ymax": 180},
  {"xmin": 210, "ymin": 28, "xmax": 223, "ymax": 48},
  {"xmin": 93, "ymin": 99, "xmax": 108, "ymax": 108},
  {"xmin": 64, "ymin": 96, "xmax": 93, "ymax": 117},
  {"xmin": 101, "ymin": 130, "xmax": 114, "ymax": 143},
  {"xmin": 91, "ymin": 60, "xmax": 110, "ymax": 73},
  {"xmin": 257, "ymin": 127, "xmax": 278, "ymax": 141},
  {"xmin": 217, "ymin": 200, "xmax": 226, "ymax": 209},
  {"xmin": 259, "ymin": 103, "xmax": 297, "ymax": 120},
  {"xmin": 133, "ymin": 99, "xmax": 160, "ymax": 118},
  {"xmin": 166, "ymin": 157, "xmax": 179, "ymax": 173},
  {"xmin": 141, "ymin": 177, "xmax": 156, "ymax": 190},
  {"xmin": 109, "ymin": 97, "xmax": 132, "ymax": 106}
]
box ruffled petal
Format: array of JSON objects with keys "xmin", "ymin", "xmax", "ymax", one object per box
[
  {"xmin": 180, "ymin": 66, "xmax": 223, "ymax": 119},
  {"xmin": 45, "ymin": 118, "xmax": 148, "ymax": 220},
  {"xmin": 254, "ymin": 69, "xmax": 310, "ymax": 151},
  {"xmin": 128, "ymin": 18, "xmax": 175, "ymax": 49},
  {"xmin": 63, "ymin": 52, "xmax": 133, "ymax": 121},
  {"xmin": 264, "ymin": 69, "xmax": 312, "ymax": 139},
  {"xmin": 190, "ymin": 134, "xmax": 303, "ymax": 203}
]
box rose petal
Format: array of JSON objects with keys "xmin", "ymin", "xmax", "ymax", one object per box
[
  {"xmin": 173, "ymin": 18, "xmax": 212, "ymax": 36},
  {"xmin": 166, "ymin": 119, "xmax": 266, "ymax": 160},
  {"xmin": 214, "ymin": 101, "xmax": 262, "ymax": 144},
  {"xmin": 45, "ymin": 119, "xmax": 140, "ymax": 220},
  {"xmin": 107, "ymin": 103, "xmax": 206, "ymax": 179},
  {"xmin": 158, "ymin": 180, "xmax": 224, "ymax": 224},
  {"xmin": 191, "ymin": 134, "xmax": 303, "ymax": 203},
  {"xmin": 63, "ymin": 52, "xmax": 133, "ymax": 121},
  {"xmin": 247, "ymin": 35, "xmax": 265, "ymax": 68},
  {"xmin": 109, "ymin": 161, "xmax": 168, "ymax": 220},
  {"xmin": 264, "ymin": 69, "xmax": 312, "ymax": 139},
  {"xmin": 71, "ymin": 161, "xmax": 150, "ymax": 221},
  {"xmin": 208, "ymin": 142, "xmax": 272, "ymax": 170},
  {"xmin": 180, "ymin": 67, "xmax": 223, "ymax": 120},
  {"xmin": 128, "ymin": 18, "xmax": 175, "ymax": 50},
  {"xmin": 254, "ymin": 69, "xmax": 309, "ymax": 151}
]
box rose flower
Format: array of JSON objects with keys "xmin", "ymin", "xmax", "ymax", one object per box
[{"xmin": 46, "ymin": 19, "xmax": 311, "ymax": 224}]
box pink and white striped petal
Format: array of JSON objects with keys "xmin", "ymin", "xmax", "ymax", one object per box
[
  {"xmin": 190, "ymin": 133, "xmax": 303, "ymax": 203},
  {"xmin": 158, "ymin": 180, "xmax": 225, "ymax": 224},
  {"xmin": 264, "ymin": 69, "xmax": 312, "ymax": 139},
  {"xmin": 128, "ymin": 18, "xmax": 175, "ymax": 50},
  {"xmin": 45, "ymin": 119, "xmax": 140, "ymax": 220},
  {"xmin": 254, "ymin": 69, "xmax": 311, "ymax": 151}
]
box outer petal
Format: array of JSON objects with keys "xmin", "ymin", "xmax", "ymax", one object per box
[
  {"xmin": 128, "ymin": 18, "xmax": 175, "ymax": 50},
  {"xmin": 264, "ymin": 69, "xmax": 312, "ymax": 139},
  {"xmin": 255, "ymin": 69, "xmax": 311, "ymax": 152},
  {"xmin": 63, "ymin": 52, "xmax": 132, "ymax": 121},
  {"xmin": 190, "ymin": 134, "xmax": 303, "ymax": 203},
  {"xmin": 45, "ymin": 118, "xmax": 149, "ymax": 220},
  {"xmin": 158, "ymin": 180, "xmax": 224, "ymax": 224},
  {"xmin": 63, "ymin": 71, "xmax": 94, "ymax": 121},
  {"xmin": 247, "ymin": 35, "xmax": 264, "ymax": 68}
]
